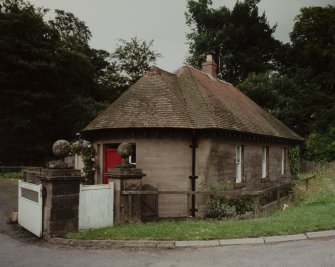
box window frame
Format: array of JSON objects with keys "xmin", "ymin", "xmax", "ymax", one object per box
[
  {"xmin": 235, "ymin": 145, "xmax": 245, "ymax": 184},
  {"xmin": 261, "ymin": 146, "xmax": 269, "ymax": 179},
  {"xmin": 281, "ymin": 147, "xmax": 287, "ymax": 176},
  {"xmin": 129, "ymin": 144, "xmax": 136, "ymax": 165}
]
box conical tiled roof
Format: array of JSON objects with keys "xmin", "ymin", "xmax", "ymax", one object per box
[{"xmin": 83, "ymin": 66, "xmax": 303, "ymax": 141}]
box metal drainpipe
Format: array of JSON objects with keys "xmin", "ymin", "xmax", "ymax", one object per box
[{"xmin": 189, "ymin": 130, "xmax": 198, "ymax": 217}]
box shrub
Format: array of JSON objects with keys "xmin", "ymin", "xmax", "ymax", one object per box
[
  {"xmin": 203, "ymin": 196, "xmax": 254, "ymax": 219},
  {"xmin": 292, "ymin": 162, "xmax": 335, "ymax": 204},
  {"xmin": 289, "ymin": 145, "xmax": 301, "ymax": 179},
  {"xmin": 227, "ymin": 198, "xmax": 254, "ymax": 215}
]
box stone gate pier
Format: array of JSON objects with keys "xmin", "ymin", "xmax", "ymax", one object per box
[{"xmin": 107, "ymin": 143, "xmax": 146, "ymax": 224}]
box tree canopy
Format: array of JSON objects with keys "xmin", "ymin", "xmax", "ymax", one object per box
[
  {"xmin": 0, "ymin": 0, "xmax": 334, "ymax": 163},
  {"xmin": 186, "ymin": 0, "xmax": 283, "ymax": 84},
  {"xmin": 237, "ymin": 4, "xmax": 335, "ymax": 161},
  {"xmin": 185, "ymin": 1, "xmax": 335, "ymax": 161},
  {"xmin": 0, "ymin": 0, "xmax": 159, "ymax": 165}
]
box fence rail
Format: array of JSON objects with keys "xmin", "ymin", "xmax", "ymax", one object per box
[{"xmin": 122, "ymin": 182, "xmax": 292, "ymax": 220}]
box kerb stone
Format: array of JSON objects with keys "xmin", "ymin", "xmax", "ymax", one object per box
[
  {"xmin": 175, "ymin": 240, "xmax": 219, "ymax": 248},
  {"xmin": 306, "ymin": 230, "xmax": 335, "ymax": 239},
  {"xmin": 264, "ymin": 234, "xmax": 307, "ymax": 243},
  {"xmin": 219, "ymin": 237, "xmax": 264, "ymax": 246}
]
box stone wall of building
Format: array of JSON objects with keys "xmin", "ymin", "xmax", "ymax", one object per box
[
  {"xmin": 93, "ymin": 132, "xmax": 192, "ymax": 218},
  {"xmin": 196, "ymin": 136, "xmax": 291, "ymax": 191},
  {"xmin": 92, "ymin": 131, "xmax": 291, "ymax": 219}
]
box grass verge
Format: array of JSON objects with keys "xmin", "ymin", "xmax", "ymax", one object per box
[
  {"xmin": 67, "ymin": 200, "xmax": 335, "ymax": 240},
  {"xmin": 67, "ymin": 164, "xmax": 335, "ymax": 241},
  {"xmin": 0, "ymin": 177, "xmax": 19, "ymax": 186}
]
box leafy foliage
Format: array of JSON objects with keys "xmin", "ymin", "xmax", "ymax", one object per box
[
  {"xmin": 186, "ymin": 0, "xmax": 283, "ymax": 84},
  {"xmin": 70, "ymin": 139, "xmax": 97, "ymax": 185},
  {"xmin": 291, "ymin": 6, "xmax": 335, "ymax": 126},
  {"xmin": 111, "ymin": 37, "xmax": 160, "ymax": 84},
  {"xmin": 204, "ymin": 199, "xmax": 237, "ymax": 219},
  {"xmin": 0, "ymin": 0, "xmax": 160, "ymax": 165},
  {"xmin": 203, "ymin": 196, "xmax": 254, "ymax": 219},
  {"xmin": 288, "ymin": 146, "xmax": 301, "ymax": 179},
  {"xmin": 305, "ymin": 127, "xmax": 335, "ymax": 162},
  {"xmin": 102, "ymin": 38, "xmax": 161, "ymax": 101},
  {"xmin": 289, "ymin": 5, "xmax": 335, "ymax": 161},
  {"xmin": 49, "ymin": 9, "xmax": 92, "ymax": 47},
  {"xmin": 237, "ymin": 72, "xmax": 312, "ymax": 136}
]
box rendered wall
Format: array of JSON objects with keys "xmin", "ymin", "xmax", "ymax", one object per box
[
  {"xmin": 93, "ymin": 133, "xmax": 192, "ymax": 218},
  {"xmin": 196, "ymin": 136, "xmax": 291, "ymax": 191},
  {"xmin": 93, "ymin": 132, "xmax": 291, "ymax": 218}
]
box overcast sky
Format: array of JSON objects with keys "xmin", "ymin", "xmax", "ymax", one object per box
[{"xmin": 28, "ymin": 0, "xmax": 334, "ymax": 72}]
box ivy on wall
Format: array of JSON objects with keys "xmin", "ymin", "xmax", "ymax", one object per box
[{"xmin": 289, "ymin": 145, "xmax": 301, "ymax": 179}]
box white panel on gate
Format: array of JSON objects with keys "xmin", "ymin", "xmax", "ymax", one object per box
[
  {"xmin": 79, "ymin": 182, "xmax": 114, "ymax": 230},
  {"xmin": 18, "ymin": 180, "xmax": 43, "ymax": 237}
]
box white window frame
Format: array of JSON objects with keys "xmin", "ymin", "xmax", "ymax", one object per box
[
  {"xmin": 129, "ymin": 155, "xmax": 136, "ymax": 165},
  {"xmin": 236, "ymin": 145, "xmax": 244, "ymax": 183},
  {"xmin": 262, "ymin": 146, "xmax": 268, "ymax": 179},
  {"xmin": 129, "ymin": 143, "xmax": 136, "ymax": 165},
  {"xmin": 281, "ymin": 147, "xmax": 286, "ymax": 176}
]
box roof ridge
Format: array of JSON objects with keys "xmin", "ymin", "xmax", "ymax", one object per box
[
  {"xmin": 83, "ymin": 64, "xmax": 303, "ymax": 141},
  {"xmin": 183, "ymin": 65, "xmax": 232, "ymax": 85},
  {"xmin": 145, "ymin": 66, "xmax": 175, "ymax": 77},
  {"xmin": 180, "ymin": 67, "xmax": 217, "ymax": 128}
]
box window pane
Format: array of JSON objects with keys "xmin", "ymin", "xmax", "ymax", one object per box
[
  {"xmin": 281, "ymin": 148, "xmax": 286, "ymax": 175},
  {"xmin": 236, "ymin": 146, "xmax": 241, "ymax": 162},
  {"xmin": 236, "ymin": 145, "xmax": 243, "ymax": 183},
  {"xmin": 262, "ymin": 147, "xmax": 268, "ymax": 178}
]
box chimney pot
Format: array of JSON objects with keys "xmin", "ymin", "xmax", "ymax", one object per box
[{"xmin": 206, "ymin": 55, "xmax": 213, "ymax": 61}]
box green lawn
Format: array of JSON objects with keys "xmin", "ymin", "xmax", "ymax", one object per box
[
  {"xmin": 68, "ymin": 166, "xmax": 335, "ymax": 241},
  {"xmin": 68, "ymin": 197, "xmax": 335, "ymax": 240},
  {"xmin": 0, "ymin": 171, "xmax": 21, "ymax": 178},
  {"xmin": 0, "ymin": 177, "xmax": 19, "ymax": 186}
]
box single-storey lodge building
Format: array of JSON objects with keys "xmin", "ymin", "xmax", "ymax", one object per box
[{"xmin": 82, "ymin": 56, "xmax": 303, "ymax": 218}]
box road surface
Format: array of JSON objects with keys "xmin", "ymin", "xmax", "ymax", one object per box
[{"xmin": 0, "ymin": 233, "xmax": 335, "ymax": 267}]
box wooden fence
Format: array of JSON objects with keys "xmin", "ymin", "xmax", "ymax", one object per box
[
  {"xmin": 79, "ymin": 182, "xmax": 114, "ymax": 230},
  {"xmin": 122, "ymin": 182, "xmax": 292, "ymax": 220}
]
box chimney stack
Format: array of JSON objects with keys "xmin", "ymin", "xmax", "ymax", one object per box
[{"xmin": 202, "ymin": 55, "xmax": 217, "ymax": 78}]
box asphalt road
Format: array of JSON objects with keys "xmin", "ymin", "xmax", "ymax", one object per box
[{"xmin": 0, "ymin": 233, "xmax": 334, "ymax": 267}]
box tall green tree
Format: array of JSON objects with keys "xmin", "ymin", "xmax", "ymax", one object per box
[
  {"xmin": 186, "ymin": 0, "xmax": 283, "ymax": 84},
  {"xmin": 290, "ymin": 5, "xmax": 335, "ymax": 161},
  {"xmin": 0, "ymin": 0, "xmax": 161, "ymax": 165},
  {"xmin": 290, "ymin": 5, "xmax": 335, "ymax": 132},
  {"xmin": 49, "ymin": 9, "xmax": 92, "ymax": 47},
  {"xmin": 237, "ymin": 72, "xmax": 316, "ymax": 136},
  {"xmin": 238, "ymin": 5, "xmax": 335, "ymax": 161},
  {"xmin": 104, "ymin": 37, "xmax": 160, "ymax": 102},
  {"xmin": 0, "ymin": 0, "xmax": 105, "ymax": 164}
]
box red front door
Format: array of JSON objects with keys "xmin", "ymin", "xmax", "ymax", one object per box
[{"xmin": 103, "ymin": 147, "xmax": 122, "ymax": 184}]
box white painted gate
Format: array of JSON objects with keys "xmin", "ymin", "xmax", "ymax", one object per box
[
  {"xmin": 79, "ymin": 182, "xmax": 114, "ymax": 230},
  {"xmin": 18, "ymin": 180, "xmax": 43, "ymax": 237}
]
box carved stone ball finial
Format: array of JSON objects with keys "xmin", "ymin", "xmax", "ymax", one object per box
[
  {"xmin": 117, "ymin": 143, "xmax": 133, "ymax": 167},
  {"xmin": 52, "ymin": 140, "xmax": 71, "ymax": 158},
  {"xmin": 49, "ymin": 140, "xmax": 71, "ymax": 169}
]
